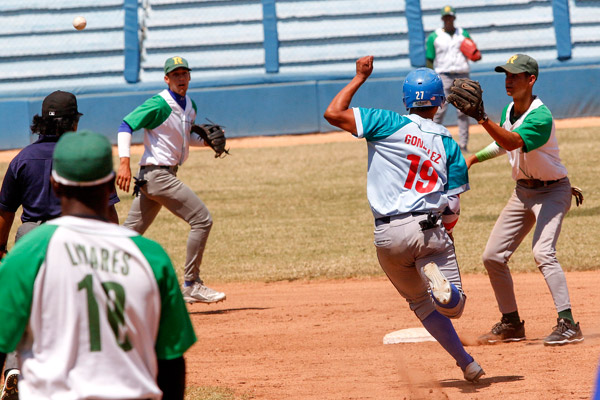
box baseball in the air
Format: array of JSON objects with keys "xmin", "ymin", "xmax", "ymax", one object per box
[{"xmin": 73, "ymin": 16, "xmax": 87, "ymax": 30}]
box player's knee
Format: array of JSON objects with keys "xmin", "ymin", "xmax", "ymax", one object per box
[
  {"xmin": 532, "ymin": 247, "xmax": 556, "ymax": 268},
  {"xmin": 189, "ymin": 213, "xmax": 213, "ymax": 231},
  {"xmin": 436, "ymin": 293, "xmax": 466, "ymax": 319},
  {"xmin": 481, "ymin": 247, "xmax": 504, "ymax": 271}
]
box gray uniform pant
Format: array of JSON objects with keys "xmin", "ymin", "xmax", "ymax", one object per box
[
  {"xmin": 482, "ymin": 178, "xmax": 572, "ymax": 314},
  {"xmin": 123, "ymin": 166, "xmax": 213, "ymax": 282},
  {"xmin": 374, "ymin": 213, "xmax": 466, "ymax": 321},
  {"xmin": 434, "ymin": 72, "xmax": 470, "ymax": 149},
  {"xmin": 3, "ymin": 221, "xmax": 44, "ymax": 372}
]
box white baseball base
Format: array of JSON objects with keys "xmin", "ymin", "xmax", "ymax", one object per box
[{"xmin": 383, "ymin": 327, "xmax": 436, "ymax": 344}]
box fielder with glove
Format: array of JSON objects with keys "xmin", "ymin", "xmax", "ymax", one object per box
[
  {"xmin": 116, "ymin": 56, "xmax": 226, "ymax": 305},
  {"xmin": 458, "ymin": 54, "xmax": 584, "ymax": 346}
]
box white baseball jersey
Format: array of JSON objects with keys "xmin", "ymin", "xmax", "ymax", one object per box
[
  {"xmin": 0, "ymin": 216, "xmax": 196, "ymax": 399},
  {"xmin": 123, "ymin": 89, "xmax": 198, "ymax": 166},
  {"xmin": 426, "ymin": 28, "xmax": 470, "ymax": 74},
  {"xmin": 500, "ymin": 96, "xmax": 568, "ymax": 181},
  {"xmin": 353, "ymin": 108, "xmax": 469, "ymax": 219}
]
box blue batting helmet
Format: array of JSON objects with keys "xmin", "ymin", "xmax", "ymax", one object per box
[{"xmin": 402, "ymin": 68, "xmax": 445, "ymax": 109}]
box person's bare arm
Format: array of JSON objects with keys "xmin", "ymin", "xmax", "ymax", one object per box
[
  {"xmin": 116, "ymin": 157, "xmax": 132, "ymax": 193},
  {"xmin": 479, "ymin": 119, "xmax": 524, "ymax": 151},
  {"xmin": 157, "ymin": 356, "xmax": 185, "ymax": 400},
  {"xmin": 324, "ymin": 56, "xmax": 374, "ymax": 135}
]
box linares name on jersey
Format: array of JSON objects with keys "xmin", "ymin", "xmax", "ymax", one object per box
[{"xmin": 64, "ymin": 241, "xmax": 131, "ymax": 276}]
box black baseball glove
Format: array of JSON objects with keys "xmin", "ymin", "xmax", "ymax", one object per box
[
  {"xmin": 447, "ymin": 78, "xmax": 487, "ymax": 121},
  {"xmin": 571, "ymin": 186, "xmax": 584, "ymax": 207},
  {"xmin": 191, "ymin": 123, "xmax": 229, "ymax": 158}
]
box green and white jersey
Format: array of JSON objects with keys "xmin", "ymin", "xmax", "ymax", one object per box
[
  {"xmin": 500, "ymin": 97, "xmax": 568, "ymax": 181},
  {"xmin": 0, "ymin": 216, "xmax": 197, "ymax": 399},
  {"xmin": 123, "ymin": 89, "xmax": 198, "ymax": 166},
  {"xmin": 426, "ymin": 28, "xmax": 471, "ymax": 74}
]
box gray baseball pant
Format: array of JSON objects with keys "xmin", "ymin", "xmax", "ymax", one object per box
[
  {"xmin": 482, "ymin": 178, "xmax": 572, "ymax": 314},
  {"xmin": 124, "ymin": 167, "xmax": 213, "ymax": 282},
  {"xmin": 374, "ymin": 213, "xmax": 466, "ymax": 321},
  {"xmin": 434, "ymin": 72, "xmax": 470, "ymax": 149}
]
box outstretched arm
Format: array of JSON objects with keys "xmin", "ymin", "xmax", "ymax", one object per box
[
  {"xmin": 479, "ymin": 119, "xmax": 524, "ymax": 151},
  {"xmin": 324, "ymin": 56, "xmax": 374, "ymax": 135}
]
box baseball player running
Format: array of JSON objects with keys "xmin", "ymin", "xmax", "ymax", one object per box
[
  {"xmin": 0, "ymin": 90, "xmax": 120, "ymax": 400},
  {"xmin": 116, "ymin": 56, "xmax": 226, "ymax": 304},
  {"xmin": 324, "ymin": 56, "xmax": 484, "ymax": 382},
  {"xmin": 448, "ymin": 54, "xmax": 583, "ymax": 345},
  {"xmin": 0, "ymin": 131, "xmax": 196, "ymax": 399}
]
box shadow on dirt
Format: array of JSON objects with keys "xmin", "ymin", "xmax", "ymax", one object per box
[
  {"xmin": 188, "ymin": 307, "xmax": 271, "ymax": 315},
  {"xmin": 437, "ymin": 375, "xmax": 524, "ymax": 393}
]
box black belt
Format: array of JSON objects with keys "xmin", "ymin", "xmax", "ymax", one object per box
[
  {"xmin": 140, "ymin": 165, "xmax": 173, "ymax": 170},
  {"xmin": 375, "ymin": 212, "xmax": 429, "ymax": 226},
  {"xmin": 517, "ymin": 178, "xmax": 562, "ymax": 189}
]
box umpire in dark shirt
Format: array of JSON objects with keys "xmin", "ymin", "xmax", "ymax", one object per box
[
  {"xmin": 0, "ymin": 91, "xmax": 120, "ymax": 258},
  {"xmin": 0, "ymin": 91, "xmax": 120, "ymax": 399}
]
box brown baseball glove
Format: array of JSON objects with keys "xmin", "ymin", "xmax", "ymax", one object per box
[
  {"xmin": 191, "ymin": 123, "xmax": 229, "ymax": 158},
  {"xmin": 447, "ymin": 78, "xmax": 487, "ymax": 121}
]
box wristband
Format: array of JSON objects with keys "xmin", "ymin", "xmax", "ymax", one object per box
[{"xmin": 117, "ymin": 131, "xmax": 132, "ymax": 158}]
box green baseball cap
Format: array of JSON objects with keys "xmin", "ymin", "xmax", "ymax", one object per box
[
  {"xmin": 495, "ymin": 54, "xmax": 539, "ymax": 78},
  {"xmin": 441, "ymin": 5, "xmax": 456, "ymax": 16},
  {"xmin": 52, "ymin": 131, "xmax": 115, "ymax": 187},
  {"xmin": 164, "ymin": 56, "xmax": 191, "ymax": 75}
]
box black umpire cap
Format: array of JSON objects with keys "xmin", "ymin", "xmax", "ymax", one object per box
[{"xmin": 42, "ymin": 91, "xmax": 83, "ymax": 118}]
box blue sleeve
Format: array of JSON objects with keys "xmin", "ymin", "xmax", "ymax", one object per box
[
  {"xmin": 358, "ymin": 108, "xmax": 412, "ymax": 142},
  {"xmin": 108, "ymin": 189, "xmax": 120, "ymax": 205},
  {"xmin": 118, "ymin": 120, "xmax": 133, "ymax": 134},
  {"xmin": 442, "ymin": 136, "xmax": 469, "ymax": 194},
  {"xmin": 0, "ymin": 159, "xmax": 22, "ymax": 213}
]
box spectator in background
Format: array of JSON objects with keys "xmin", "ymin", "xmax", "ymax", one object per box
[{"xmin": 426, "ymin": 5, "xmax": 480, "ymax": 151}]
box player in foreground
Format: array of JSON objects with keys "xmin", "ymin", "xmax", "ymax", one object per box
[
  {"xmin": 0, "ymin": 90, "xmax": 120, "ymax": 400},
  {"xmin": 116, "ymin": 56, "xmax": 227, "ymax": 304},
  {"xmin": 324, "ymin": 56, "xmax": 484, "ymax": 382},
  {"xmin": 448, "ymin": 54, "xmax": 584, "ymax": 345},
  {"xmin": 0, "ymin": 131, "xmax": 196, "ymax": 399}
]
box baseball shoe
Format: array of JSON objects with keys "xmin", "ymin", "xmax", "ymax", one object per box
[
  {"xmin": 478, "ymin": 317, "xmax": 525, "ymax": 344},
  {"xmin": 1, "ymin": 369, "xmax": 19, "ymax": 400},
  {"xmin": 423, "ymin": 262, "xmax": 451, "ymax": 304},
  {"xmin": 543, "ymin": 318, "xmax": 584, "ymax": 346},
  {"xmin": 182, "ymin": 281, "xmax": 226, "ymax": 304},
  {"xmin": 462, "ymin": 360, "xmax": 485, "ymax": 383}
]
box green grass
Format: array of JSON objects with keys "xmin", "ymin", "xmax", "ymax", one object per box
[
  {"xmin": 4, "ymin": 125, "xmax": 600, "ymax": 283},
  {"xmin": 134, "ymin": 126, "xmax": 600, "ymax": 281}
]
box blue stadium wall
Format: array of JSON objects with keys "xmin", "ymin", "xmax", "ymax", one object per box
[{"xmin": 1, "ymin": 0, "xmax": 600, "ymax": 150}]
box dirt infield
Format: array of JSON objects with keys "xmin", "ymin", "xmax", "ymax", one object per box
[{"xmin": 186, "ymin": 271, "xmax": 600, "ymax": 400}]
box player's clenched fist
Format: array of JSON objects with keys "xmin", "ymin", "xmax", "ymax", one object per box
[{"xmin": 356, "ymin": 55, "xmax": 374, "ymax": 80}]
